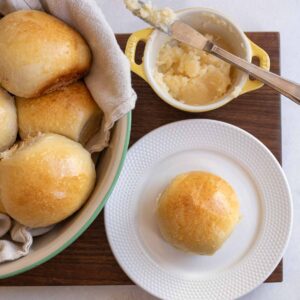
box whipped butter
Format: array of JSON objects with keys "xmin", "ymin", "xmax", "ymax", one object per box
[
  {"xmin": 125, "ymin": 0, "xmax": 176, "ymax": 31},
  {"xmin": 155, "ymin": 36, "xmax": 233, "ymax": 106}
]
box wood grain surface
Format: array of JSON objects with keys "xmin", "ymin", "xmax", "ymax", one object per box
[{"xmin": 0, "ymin": 32, "xmax": 282, "ymax": 286}]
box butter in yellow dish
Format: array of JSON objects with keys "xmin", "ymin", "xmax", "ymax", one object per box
[{"xmin": 154, "ymin": 35, "xmax": 233, "ymax": 106}]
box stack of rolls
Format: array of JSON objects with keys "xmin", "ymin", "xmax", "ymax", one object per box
[{"xmin": 0, "ymin": 10, "xmax": 102, "ymax": 228}]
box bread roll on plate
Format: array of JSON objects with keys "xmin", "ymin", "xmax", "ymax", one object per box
[
  {"xmin": 0, "ymin": 87, "xmax": 18, "ymax": 152},
  {"xmin": 17, "ymin": 81, "xmax": 102, "ymax": 145},
  {"xmin": 0, "ymin": 133, "xmax": 96, "ymax": 228},
  {"xmin": 0, "ymin": 10, "xmax": 91, "ymax": 98},
  {"xmin": 157, "ymin": 171, "xmax": 241, "ymax": 255}
]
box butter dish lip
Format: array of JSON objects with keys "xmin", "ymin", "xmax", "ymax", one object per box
[{"xmin": 105, "ymin": 119, "xmax": 292, "ymax": 300}]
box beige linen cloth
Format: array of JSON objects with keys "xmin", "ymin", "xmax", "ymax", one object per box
[{"xmin": 0, "ymin": 0, "xmax": 136, "ymax": 262}]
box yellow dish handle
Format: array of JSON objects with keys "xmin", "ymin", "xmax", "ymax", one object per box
[
  {"xmin": 240, "ymin": 39, "xmax": 270, "ymax": 94},
  {"xmin": 125, "ymin": 28, "xmax": 153, "ymax": 82}
]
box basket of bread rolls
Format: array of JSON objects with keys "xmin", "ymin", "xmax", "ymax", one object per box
[{"xmin": 0, "ymin": 0, "xmax": 134, "ymax": 278}]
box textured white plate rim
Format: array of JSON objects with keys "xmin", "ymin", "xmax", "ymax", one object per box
[{"xmin": 104, "ymin": 119, "xmax": 293, "ymax": 300}]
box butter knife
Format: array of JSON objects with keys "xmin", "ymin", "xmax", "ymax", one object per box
[{"xmin": 133, "ymin": 1, "xmax": 300, "ymax": 105}]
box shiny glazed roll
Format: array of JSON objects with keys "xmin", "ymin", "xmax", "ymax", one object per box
[
  {"xmin": 17, "ymin": 81, "xmax": 102, "ymax": 145},
  {"xmin": 0, "ymin": 10, "xmax": 91, "ymax": 98},
  {"xmin": 0, "ymin": 133, "xmax": 96, "ymax": 228},
  {"xmin": 157, "ymin": 171, "xmax": 241, "ymax": 255},
  {"xmin": 0, "ymin": 87, "xmax": 18, "ymax": 152}
]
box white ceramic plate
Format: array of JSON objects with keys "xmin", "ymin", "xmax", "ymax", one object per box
[{"xmin": 105, "ymin": 119, "xmax": 292, "ymax": 300}]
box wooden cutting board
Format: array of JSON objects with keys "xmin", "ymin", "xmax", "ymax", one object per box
[{"xmin": 0, "ymin": 32, "xmax": 282, "ymax": 286}]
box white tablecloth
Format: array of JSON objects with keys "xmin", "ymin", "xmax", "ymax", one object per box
[{"xmin": 1, "ymin": 0, "xmax": 300, "ymax": 299}]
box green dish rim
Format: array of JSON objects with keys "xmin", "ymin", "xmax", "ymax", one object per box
[{"xmin": 0, "ymin": 112, "xmax": 132, "ymax": 280}]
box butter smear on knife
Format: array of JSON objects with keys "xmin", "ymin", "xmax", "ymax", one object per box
[{"xmin": 124, "ymin": 0, "xmax": 176, "ymax": 31}]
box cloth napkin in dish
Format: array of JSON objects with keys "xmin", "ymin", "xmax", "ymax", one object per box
[
  {"xmin": 0, "ymin": 0, "xmax": 136, "ymax": 262},
  {"xmin": 0, "ymin": 214, "xmax": 53, "ymax": 262}
]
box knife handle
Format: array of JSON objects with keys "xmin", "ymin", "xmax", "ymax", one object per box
[{"xmin": 210, "ymin": 45, "xmax": 300, "ymax": 105}]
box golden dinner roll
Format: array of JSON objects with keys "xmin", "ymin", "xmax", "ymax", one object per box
[
  {"xmin": 0, "ymin": 10, "xmax": 91, "ymax": 98},
  {"xmin": 157, "ymin": 171, "xmax": 240, "ymax": 255},
  {"xmin": 17, "ymin": 81, "xmax": 102, "ymax": 145},
  {"xmin": 0, "ymin": 133, "xmax": 96, "ymax": 228},
  {"xmin": 0, "ymin": 87, "xmax": 17, "ymax": 152}
]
